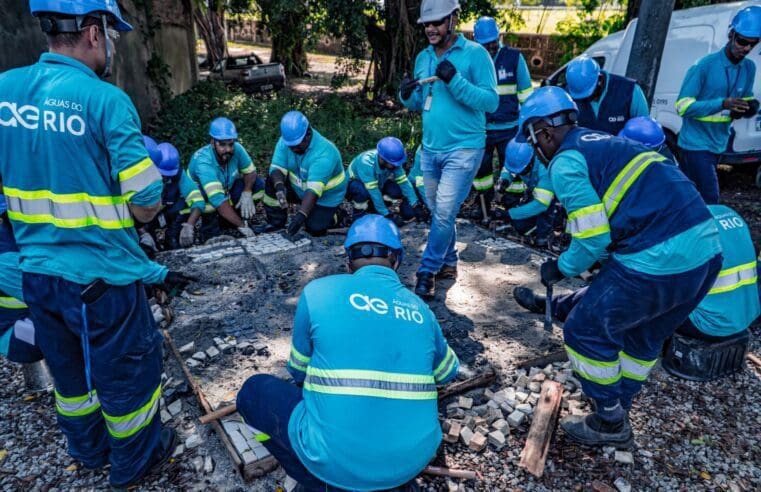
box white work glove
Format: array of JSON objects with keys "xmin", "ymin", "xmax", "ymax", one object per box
[
  {"xmin": 237, "ymin": 226, "xmax": 255, "ymax": 238},
  {"xmin": 236, "ymin": 191, "xmax": 256, "ymax": 220},
  {"xmin": 139, "ymin": 232, "xmax": 157, "ymax": 252},
  {"xmin": 179, "ymin": 223, "xmax": 195, "ymax": 248}
]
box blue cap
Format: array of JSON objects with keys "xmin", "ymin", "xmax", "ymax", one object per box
[
  {"xmin": 376, "ymin": 137, "xmax": 407, "ymax": 167},
  {"xmin": 517, "ymin": 86, "xmax": 578, "ymax": 139},
  {"xmin": 157, "ymin": 142, "xmax": 181, "ymax": 177},
  {"xmin": 344, "ymin": 214, "xmax": 404, "ymax": 262},
  {"xmin": 280, "ymin": 111, "xmax": 309, "ymax": 147},
  {"xmin": 566, "ymin": 56, "xmax": 600, "ymax": 100},
  {"xmin": 474, "ymin": 16, "xmax": 500, "ymax": 44},
  {"xmin": 0, "ymin": 194, "xmax": 6, "ymax": 215},
  {"xmin": 505, "ymin": 138, "xmax": 534, "ymax": 174},
  {"xmin": 731, "ymin": 5, "xmax": 761, "ymax": 38},
  {"xmin": 209, "ymin": 117, "xmax": 238, "ymax": 141},
  {"xmin": 30, "ymin": 0, "xmax": 133, "ymax": 31},
  {"xmin": 617, "ymin": 116, "xmax": 665, "ymax": 148},
  {"xmin": 143, "ymin": 135, "xmax": 162, "ymax": 166}
]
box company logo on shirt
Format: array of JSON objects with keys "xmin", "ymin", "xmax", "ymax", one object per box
[
  {"xmin": 349, "ymin": 293, "xmax": 424, "ymax": 324},
  {"xmin": 0, "ymin": 101, "xmax": 85, "ymax": 136},
  {"xmin": 580, "ymin": 132, "xmax": 612, "ymax": 142},
  {"xmin": 607, "ymin": 115, "xmax": 625, "ymax": 123}
]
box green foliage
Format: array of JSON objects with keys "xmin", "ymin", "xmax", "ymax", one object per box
[
  {"xmin": 554, "ymin": 0, "xmax": 625, "ymax": 64},
  {"xmin": 151, "ymin": 81, "xmax": 421, "ymax": 168}
]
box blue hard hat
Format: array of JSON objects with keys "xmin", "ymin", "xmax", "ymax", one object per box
[
  {"xmin": 344, "ymin": 214, "xmax": 404, "ymax": 262},
  {"xmin": 209, "ymin": 117, "xmax": 238, "ymax": 141},
  {"xmin": 280, "ymin": 111, "xmax": 309, "ymax": 147},
  {"xmin": 617, "ymin": 116, "xmax": 665, "ymax": 148},
  {"xmin": 517, "ymin": 86, "xmax": 578, "ymax": 139},
  {"xmin": 143, "ymin": 135, "xmax": 162, "ymax": 167},
  {"xmin": 730, "ymin": 5, "xmax": 761, "ymax": 38},
  {"xmin": 0, "ymin": 194, "xmax": 6, "ymax": 215},
  {"xmin": 30, "ymin": 0, "xmax": 133, "ymax": 31},
  {"xmin": 505, "ymin": 138, "xmax": 534, "ymax": 174},
  {"xmin": 474, "ymin": 16, "xmax": 500, "ymax": 44},
  {"xmin": 376, "ymin": 137, "xmax": 407, "ymax": 167},
  {"xmin": 566, "ymin": 56, "xmax": 601, "ymax": 100},
  {"xmin": 157, "ymin": 142, "xmax": 181, "ymax": 177}
]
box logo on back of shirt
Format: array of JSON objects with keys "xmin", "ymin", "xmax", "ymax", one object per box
[
  {"xmin": 0, "ymin": 101, "xmax": 85, "ymax": 136},
  {"xmin": 580, "ymin": 132, "xmax": 612, "ymax": 142},
  {"xmin": 349, "ymin": 293, "xmax": 424, "ymax": 324}
]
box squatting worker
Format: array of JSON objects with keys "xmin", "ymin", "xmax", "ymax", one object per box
[
  {"xmin": 400, "ymin": 0, "xmax": 498, "ymax": 299},
  {"xmin": 0, "ymin": 1, "xmax": 177, "ymax": 488},
  {"xmin": 236, "ymin": 214, "xmax": 459, "ymax": 491}
]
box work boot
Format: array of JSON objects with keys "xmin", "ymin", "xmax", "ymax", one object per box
[
  {"xmin": 414, "ymin": 272, "xmax": 436, "ymax": 300},
  {"xmin": 560, "ymin": 413, "xmax": 633, "ymax": 449},
  {"xmin": 254, "ymin": 223, "xmax": 284, "ymax": 234},
  {"xmin": 111, "ymin": 428, "xmax": 176, "ymax": 491},
  {"xmin": 436, "ymin": 264, "xmax": 458, "ymax": 280},
  {"xmin": 513, "ymin": 286, "xmax": 546, "ymax": 314}
]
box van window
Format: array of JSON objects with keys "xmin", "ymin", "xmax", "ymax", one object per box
[
  {"xmin": 592, "ymin": 56, "xmax": 607, "ymax": 70},
  {"xmin": 655, "ymin": 25, "xmax": 714, "ymax": 95}
]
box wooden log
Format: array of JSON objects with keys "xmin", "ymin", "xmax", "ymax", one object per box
[
  {"xmin": 437, "ymin": 367, "xmax": 497, "ymax": 400},
  {"xmin": 422, "ymin": 466, "xmax": 477, "ymax": 480},
  {"xmin": 199, "ymin": 404, "xmax": 238, "ymax": 424},
  {"xmin": 519, "ymin": 380, "xmax": 563, "ymax": 478},
  {"xmin": 747, "ymin": 352, "xmax": 761, "ymax": 369},
  {"xmin": 516, "ymin": 350, "xmax": 567, "ymax": 370}
]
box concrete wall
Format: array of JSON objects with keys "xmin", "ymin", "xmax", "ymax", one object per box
[{"xmin": 0, "ymin": 0, "xmax": 198, "ymax": 124}]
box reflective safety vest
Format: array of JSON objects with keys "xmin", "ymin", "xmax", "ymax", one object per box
[
  {"xmin": 577, "ymin": 73, "xmax": 636, "ymax": 135},
  {"xmin": 488, "ymin": 47, "xmax": 521, "ymax": 124},
  {"xmin": 556, "ymin": 128, "xmax": 710, "ymax": 254}
]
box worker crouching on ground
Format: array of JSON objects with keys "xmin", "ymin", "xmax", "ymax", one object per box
[
  {"xmin": 188, "ymin": 117, "xmax": 264, "ymax": 240},
  {"xmin": 617, "ymin": 116, "xmax": 678, "ymax": 164},
  {"xmin": 258, "ymin": 111, "xmax": 348, "ymax": 237},
  {"xmin": 518, "ymin": 86, "xmax": 722, "ymax": 448},
  {"xmin": 346, "ymin": 136, "xmax": 427, "ymax": 226},
  {"xmin": 236, "ymin": 214, "xmax": 460, "ymax": 492}
]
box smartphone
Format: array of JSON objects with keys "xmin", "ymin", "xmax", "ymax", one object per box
[{"xmin": 81, "ymin": 279, "xmax": 109, "ymax": 305}]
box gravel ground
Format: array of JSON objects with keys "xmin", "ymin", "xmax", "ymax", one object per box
[{"xmin": 1, "ymin": 220, "xmax": 759, "ymax": 491}]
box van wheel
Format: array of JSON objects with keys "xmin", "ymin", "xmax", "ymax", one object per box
[{"xmin": 664, "ymin": 129, "xmax": 680, "ymax": 162}]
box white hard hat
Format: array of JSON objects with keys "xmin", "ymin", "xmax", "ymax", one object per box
[{"xmin": 418, "ymin": 0, "xmax": 461, "ymax": 24}]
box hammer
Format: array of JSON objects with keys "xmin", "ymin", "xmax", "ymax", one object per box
[{"xmin": 544, "ymin": 283, "xmax": 553, "ymax": 332}]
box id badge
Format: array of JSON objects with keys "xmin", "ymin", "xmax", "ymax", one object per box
[
  {"xmin": 158, "ymin": 213, "xmax": 167, "ymax": 228},
  {"xmin": 424, "ymin": 94, "xmax": 433, "ymax": 111}
]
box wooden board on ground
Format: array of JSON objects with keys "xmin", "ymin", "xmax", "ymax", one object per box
[{"xmin": 519, "ymin": 380, "xmax": 563, "ymax": 478}]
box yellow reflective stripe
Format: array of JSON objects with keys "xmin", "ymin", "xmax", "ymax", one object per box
[
  {"xmin": 696, "ymin": 113, "xmax": 732, "ymax": 123},
  {"xmin": 434, "ymin": 346, "xmax": 458, "ymax": 382},
  {"xmin": 565, "ymin": 345, "xmax": 621, "ymax": 385},
  {"xmin": 252, "ymin": 189, "xmax": 264, "ymax": 201},
  {"xmin": 307, "ymin": 181, "xmax": 325, "ymax": 197},
  {"xmin": 118, "ymin": 157, "xmax": 161, "ymax": 196},
  {"xmin": 517, "ymin": 86, "xmax": 533, "ymax": 103},
  {"xmin": 103, "ymin": 385, "xmax": 161, "ymax": 439},
  {"xmin": 4, "ymin": 187, "xmax": 128, "ymax": 206},
  {"xmin": 395, "ymin": 175, "xmax": 409, "ymax": 184},
  {"xmin": 308, "ymin": 367, "xmax": 435, "ymax": 384},
  {"xmin": 304, "ymin": 367, "xmax": 438, "ymax": 400},
  {"xmin": 473, "ymin": 174, "xmax": 494, "ymax": 191},
  {"xmin": 289, "ymin": 346, "xmax": 310, "ymax": 373},
  {"xmin": 532, "ymin": 187, "xmax": 554, "ymax": 206},
  {"xmin": 0, "ymin": 296, "xmax": 27, "ymax": 309},
  {"xmin": 288, "ymin": 173, "xmax": 303, "ymax": 188},
  {"xmin": 708, "ymin": 261, "xmax": 758, "ymax": 295},
  {"xmin": 566, "ymin": 203, "xmax": 610, "ymax": 239},
  {"xmin": 365, "ymin": 180, "xmax": 379, "ymax": 190},
  {"xmin": 603, "ymin": 152, "xmax": 665, "ymax": 217},
  {"xmin": 262, "ymin": 194, "xmax": 281, "ymax": 207},
  {"xmin": 291, "ymin": 346, "xmax": 310, "ymax": 364},
  {"xmin": 325, "ymin": 170, "xmax": 346, "ymax": 191},
  {"xmin": 55, "ymin": 390, "xmax": 101, "ymax": 417},
  {"xmin": 240, "ymin": 163, "xmax": 256, "ymax": 174},
  {"xmin": 619, "ymin": 351, "xmax": 657, "ymax": 382},
  {"xmin": 675, "ymin": 97, "xmax": 696, "ymax": 115},
  {"xmin": 497, "ymin": 84, "xmax": 517, "ymax": 95},
  {"xmin": 303, "ymin": 383, "xmax": 437, "ymax": 400},
  {"xmin": 415, "ymin": 176, "xmax": 424, "ymax": 187},
  {"xmin": 506, "ymin": 181, "xmax": 527, "ymax": 193}
]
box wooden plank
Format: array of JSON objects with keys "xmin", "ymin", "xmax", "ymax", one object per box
[
  {"xmin": 515, "ymin": 350, "xmax": 567, "ymax": 370},
  {"xmin": 747, "ymin": 352, "xmax": 761, "ymax": 369},
  {"xmin": 437, "ymin": 367, "xmax": 497, "ymax": 400},
  {"xmin": 199, "ymin": 404, "xmax": 238, "ymax": 424},
  {"xmin": 422, "ymin": 466, "xmax": 477, "ymax": 480},
  {"xmin": 519, "ymin": 381, "xmax": 563, "ymax": 478}
]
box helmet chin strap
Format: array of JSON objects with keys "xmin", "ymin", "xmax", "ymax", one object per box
[{"xmin": 100, "ymin": 14, "xmax": 112, "ymax": 78}]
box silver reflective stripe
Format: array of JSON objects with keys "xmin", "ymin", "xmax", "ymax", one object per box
[
  {"xmin": 709, "ymin": 262, "xmax": 757, "ymax": 294},
  {"xmin": 565, "ymin": 345, "xmax": 621, "ymax": 385},
  {"xmin": 120, "ymin": 165, "xmax": 161, "ymax": 196},
  {"xmin": 619, "ymin": 352, "xmax": 656, "ymax": 382},
  {"xmin": 6, "ymin": 195, "xmax": 131, "ymax": 223},
  {"xmin": 603, "ymin": 152, "xmax": 664, "ymax": 217},
  {"xmin": 104, "ymin": 388, "xmax": 160, "ymax": 438},
  {"xmin": 532, "ymin": 188, "xmax": 554, "ymax": 206},
  {"xmin": 566, "ymin": 205, "xmax": 609, "ymax": 238},
  {"xmin": 55, "ymin": 390, "xmax": 101, "ymax": 417},
  {"xmin": 305, "ymin": 375, "xmax": 437, "ymax": 393}
]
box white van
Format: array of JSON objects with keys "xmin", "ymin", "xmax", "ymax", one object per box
[{"xmin": 545, "ymin": 1, "xmax": 761, "ymax": 173}]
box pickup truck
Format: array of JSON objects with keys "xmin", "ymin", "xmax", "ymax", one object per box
[{"xmin": 208, "ymin": 54, "xmax": 286, "ymax": 93}]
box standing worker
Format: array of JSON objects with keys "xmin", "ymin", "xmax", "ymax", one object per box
[
  {"xmin": 518, "ymin": 86, "xmax": 722, "ymax": 448},
  {"xmin": 259, "ymin": 111, "xmax": 348, "ymax": 236},
  {"xmin": 675, "ymin": 6, "xmax": 760, "ymax": 204},
  {"xmin": 564, "ymin": 55, "xmax": 649, "ymax": 135},
  {"xmin": 236, "ymin": 215, "xmax": 459, "ymax": 491},
  {"xmin": 346, "ymin": 137, "xmax": 427, "ymax": 225},
  {"xmin": 0, "ymin": 1, "xmax": 176, "ymax": 488},
  {"xmin": 399, "ymin": 0, "xmax": 498, "ymax": 299},
  {"xmin": 470, "ymin": 16, "xmax": 533, "ymax": 221},
  {"xmin": 187, "ymin": 117, "xmax": 264, "ymax": 240}
]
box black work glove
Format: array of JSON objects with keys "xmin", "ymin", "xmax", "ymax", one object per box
[
  {"xmin": 163, "ymin": 271, "xmax": 198, "ymax": 292},
  {"xmin": 435, "ymin": 60, "xmax": 457, "ymax": 84},
  {"xmin": 540, "ymin": 259, "xmax": 564, "ymax": 287},
  {"xmin": 400, "ymin": 74, "xmax": 418, "ymax": 100},
  {"xmin": 412, "ymin": 202, "xmax": 429, "ymax": 222},
  {"xmin": 385, "ymin": 212, "xmax": 405, "ymax": 227},
  {"xmin": 741, "ymin": 98, "xmax": 760, "ymax": 118},
  {"xmin": 286, "ymin": 210, "xmax": 307, "ymax": 237}
]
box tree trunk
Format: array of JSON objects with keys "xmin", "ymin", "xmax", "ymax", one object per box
[
  {"xmin": 194, "ymin": 0, "xmax": 228, "ymax": 68},
  {"xmin": 256, "ymin": 0, "xmax": 309, "ymax": 77}
]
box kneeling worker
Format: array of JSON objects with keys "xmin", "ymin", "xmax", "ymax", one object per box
[{"xmin": 236, "ymin": 214, "xmax": 460, "ymax": 491}]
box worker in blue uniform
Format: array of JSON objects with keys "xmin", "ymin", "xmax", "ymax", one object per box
[
  {"xmin": 564, "ymin": 55, "xmax": 649, "ymax": 135},
  {"xmin": 470, "ymin": 16, "xmax": 533, "ymax": 221},
  {"xmin": 675, "ymin": 6, "xmax": 760, "ymax": 204},
  {"xmin": 400, "ymin": 0, "xmax": 498, "ymax": 298},
  {"xmin": 236, "ymin": 214, "xmax": 459, "ymax": 491},
  {"xmin": 0, "ymin": 1, "xmax": 177, "ymax": 487},
  {"xmin": 140, "ymin": 142, "xmax": 206, "ymax": 250},
  {"xmin": 188, "ymin": 117, "xmax": 264, "ymax": 241},
  {"xmin": 0, "ymin": 253, "xmax": 43, "ymax": 364},
  {"xmin": 617, "ymin": 116, "xmax": 677, "ymax": 164},
  {"xmin": 517, "ymin": 86, "xmax": 722, "ymax": 448},
  {"xmin": 493, "ymin": 138, "xmax": 556, "ymax": 247},
  {"xmin": 346, "ymin": 137, "xmax": 427, "ymax": 225},
  {"xmin": 259, "ymin": 111, "xmax": 348, "ymax": 237}
]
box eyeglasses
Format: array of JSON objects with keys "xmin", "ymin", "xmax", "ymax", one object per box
[
  {"xmin": 734, "ymin": 34, "xmax": 758, "ymax": 48},
  {"xmin": 423, "ymin": 17, "xmax": 448, "ymax": 28}
]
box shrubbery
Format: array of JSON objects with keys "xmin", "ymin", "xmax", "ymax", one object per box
[{"xmin": 149, "ymin": 81, "xmax": 422, "ymax": 169}]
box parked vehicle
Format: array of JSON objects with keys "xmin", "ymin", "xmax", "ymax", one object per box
[
  {"xmin": 544, "ymin": 1, "xmax": 761, "ymax": 181},
  {"xmin": 208, "ymin": 53, "xmax": 286, "ymax": 93}
]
